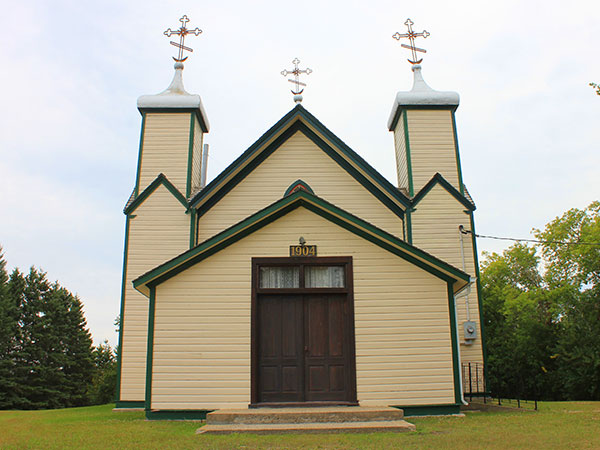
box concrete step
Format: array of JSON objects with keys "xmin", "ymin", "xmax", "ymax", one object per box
[
  {"xmin": 206, "ymin": 406, "xmax": 405, "ymax": 425},
  {"xmin": 197, "ymin": 419, "xmax": 416, "ymax": 435}
]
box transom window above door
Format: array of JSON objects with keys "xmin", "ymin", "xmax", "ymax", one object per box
[{"xmin": 255, "ymin": 258, "xmax": 350, "ymax": 291}]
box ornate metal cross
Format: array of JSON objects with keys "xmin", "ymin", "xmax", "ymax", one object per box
[
  {"xmin": 163, "ymin": 15, "xmax": 202, "ymax": 62},
  {"xmin": 281, "ymin": 58, "xmax": 313, "ymax": 97},
  {"xmin": 392, "ymin": 18, "xmax": 430, "ymax": 65}
]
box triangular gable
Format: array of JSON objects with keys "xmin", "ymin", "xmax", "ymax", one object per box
[
  {"xmin": 124, "ymin": 173, "xmax": 187, "ymax": 215},
  {"xmin": 412, "ymin": 173, "xmax": 476, "ymax": 211},
  {"xmin": 188, "ymin": 105, "xmax": 411, "ymax": 219},
  {"xmin": 134, "ymin": 189, "xmax": 469, "ymax": 296}
]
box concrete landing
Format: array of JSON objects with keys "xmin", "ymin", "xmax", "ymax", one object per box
[{"xmin": 197, "ymin": 406, "xmax": 416, "ymax": 435}]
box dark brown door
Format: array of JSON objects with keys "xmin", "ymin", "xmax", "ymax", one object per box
[{"xmin": 257, "ymin": 293, "xmax": 351, "ymax": 403}]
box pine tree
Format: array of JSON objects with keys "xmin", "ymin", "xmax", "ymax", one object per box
[{"xmin": 0, "ymin": 247, "xmax": 20, "ymax": 409}]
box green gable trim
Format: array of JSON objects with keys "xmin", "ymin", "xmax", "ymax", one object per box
[
  {"xmin": 115, "ymin": 215, "xmax": 131, "ymax": 403},
  {"xmin": 146, "ymin": 410, "xmax": 212, "ymax": 421},
  {"xmin": 451, "ymin": 112, "xmax": 465, "ymax": 195},
  {"xmin": 402, "ymin": 111, "xmax": 415, "ymax": 197},
  {"xmin": 188, "ymin": 104, "xmax": 410, "ymax": 213},
  {"xmin": 393, "ymin": 404, "xmax": 461, "ymax": 417},
  {"xmin": 115, "ymin": 400, "xmax": 145, "ymax": 409},
  {"xmin": 134, "ymin": 189, "xmax": 469, "ymax": 293},
  {"xmin": 124, "ymin": 173, "xmax": 188, "ymax": 215},
  {"xmin": 186, "ymin": 113, "xmax": 195, "ymax": 198},
  {"xmin": 133, "ymin": 113, "xmax": 147, "ymax": 197},
  {"xmin": 138, "ymin": 107, "xmax": 208, "ymax": 133},
  {"xmin": 412, "ymin": 173, "xmax": 476, "ymax": 212},
  {"xmin": 193, "ymin": 121, "xmax": 406, "ymax": 221},
  {"xmin": 284, "ymin": 179, "xmax": 315, "ymax": 197},
  {"xmin": 447, "ymin": 282, "xmax": 463, "ymax": 405},
  {"xmin": 144, "ymin": 286, "xmax": 156, "ymax": 412},
  {"xmin": 470, "ymin": 212, "xmax": 488, "ymax": 388}
]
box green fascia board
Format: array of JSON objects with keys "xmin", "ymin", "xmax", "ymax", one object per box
[
  {"xmin": 188, "ymin": 104, "xmax": 411, "ymax": 212},
  {"xmin": 193, "ymin": 121, "xmax": 405, "ymax": 221},
  {"xmin": 138, "ymin": 107, "xmax": 209, "ymax": 133},
  {"xmin": 115, "ymin": 400, "xmax": 145, "ymax": 409},
  {"xmin": 133, "ymin": 189, "xmax": 469, "ymax": 294},
  {"xmin": 146, "ymin": 410, "xmax": 212, "ymax": 420},
  {"xmin": 447, "ymin": 282, "xmax": 463, "ymax": 404},
  {"xmin": 412, "ymin": 173, "xmax": 475, "ymax": 211},
  {"xmin": 134, "ymin": 113, "xmax": 147, "ymax": 197},
  {"xmin": 402, "ymin": 111, "xmax": 414, "ymax": 197},
  {"xmin": 283, "ymin": 179, "xmax": 315, "ymax": 196},
  {"xmin": 451, "ymin": 111, "xmax": 465, "ymax": 195},
  {"xmin": 124, "ymin": 173, "xmax": 188, "ymax": 215},
  {"xmin": 388, "ymin": 104, "xmax": 458, "ymax": 131},
  {"xmin": 393, "ymin": 404, "xmax": 461, "ymax": 416},
  {"xmin": 186, "ymin": 113, "xmax": 195, "ymax": 198},
  {"xmin": 115, "ymin": 215, "xmax": 131, "ymax": 402},
  {"xmin": 144, "ymin": 286, "xmax": 156, "ymax": 411}
]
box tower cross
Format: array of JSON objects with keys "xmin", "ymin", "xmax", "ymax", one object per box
[
  {"xmin": 163, "ymin": 15, "xmax": 202, "ymax": 62},
  {"xmin": 392, "ymin": 18, "xmax": 430, "ymax": 65},
  {"xmin": 281, "ymin": 58, "xmax": 313, "ymax": 102}
]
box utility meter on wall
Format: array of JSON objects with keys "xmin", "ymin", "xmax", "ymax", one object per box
[{"xmin": 463, "ymin": 321, "xmax": 477, "ymax": 343}]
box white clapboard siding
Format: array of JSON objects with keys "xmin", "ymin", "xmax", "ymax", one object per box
[
  {"xmin": 139, "ymin": 113, "xmax": 192, "ymax": 195},
  {"xmin": 411, "ymin": 183, "xmax": 483, "ymax": 365},
  {"xmin": 151, "ymin": 207, "xmax": 456, "ymax": 410},
  {"xmin": 405, "ymin": 109, "xmax": 460, "ymax": 194},
  {"xmin": 120, "ymin": 184, "xmax": 189, "ymax": 401},
  {"xmin": 197, "ymin": 131, "xmax": 404, "ymax": 242}
]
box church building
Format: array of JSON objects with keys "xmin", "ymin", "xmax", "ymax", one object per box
[{"xmin": 115, "ymin": 17, "xmax": 486, "ymax": 419}]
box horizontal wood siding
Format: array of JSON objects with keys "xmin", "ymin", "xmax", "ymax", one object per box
[
  {"xmin": 197, "ymin": 131, "xmax": 403, "ymax": 242},
  {"xmin": 151, "ymin": 207, "xmax": 455, "ymax": 410},
  {"xmin": 191, "ymin": 116, "xmax": 203, "ymax": 194},
  {"xmin": 120, "ymin": 185, "xmax": 190, "ymax": 401},
  {"xmin": 139, "ymin": 113, "xmax": 191, "ymax": 195},
  {"xmin": 393, "ymin": 113, "xmax": 409, "ymax": 192},
  {"xmin": 410, "ymin": 184, "xmax": 483, "ymax": 365},
  {"xmin": 406, "ymin": 110, "xmax": 459, "ymax": 194}
]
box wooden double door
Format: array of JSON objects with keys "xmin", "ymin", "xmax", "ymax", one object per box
[{"xmin": 251, "ymin": 258, "xmax": 357, "ymax": 406}]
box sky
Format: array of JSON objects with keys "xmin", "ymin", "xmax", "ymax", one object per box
[{"xmin": 1, "ymin": 0, "xmax": 598, "ymax": 346}]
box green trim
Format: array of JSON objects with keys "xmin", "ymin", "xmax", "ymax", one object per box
[
  {"xmin": 144, "ymin": 286, "xmax": 156, "ymax": 411},
  {"xmin": 188, "ymin": 104, "xmax": 410, "ymax": 212},
  {"xmin": 133, "ymin": 189, "xmax": 469, "ymax": 293},
  {"xmin": 448, "ymin": 282, "xmax": 462, "ymax": 404},
  {"xmin": 138, "ymin": 107, "xmax": 208, "ymax": 133},
  {"xmin": 194, "ymin": 121, "xmax": 406, "ymax": 221},
  {"xmin": 389, "ymin": 105, "xmax": 458, "ymax": 131},
  {"xmin": 186, "ymin": 113, "xmax": 195, "ymax": 198},
  {"xmin": 134, "ymin": 113, "xmax": 147, "ymax": 197},
  {"xmin": 124, "ymin": 174, "xmax": 188, "ymax": 215},
  {"xmin": 283, "ymin": 179, "xmax": 314, "ymax": 197},
  {"xmin": 402, "ymin": 111, "xmax": 414, "ymax": 197},
  {"xmin": 115, "ymin": 400, "xmax": 145, "ymax": 409},
  {"xmin": 145, "ymin": 410, "xmax": 212, "ymax": 420},
  {"xmin": 412, "ymin": 173, "xmax": 475, "ymax": 212},
  {"xmin": 189, "ymin": 209, "xmax": 197, "ymax": 249},
  {"xmin": 393, "ymin": 404, "xmax": 461, "ymax": 416},
  {"xmin": 115, "ymin": 215, "xmax": 131, "ymax": 402},
  {"xmin": 406, "ymin": 208, "xmax": 413, "ymax": 244},
  {"xmin": 470, "ymin": 212, "xmax": 488, "ymax": 386},
  {"xmin": 451, "ymin": 112, "xmax": 465, "ymax": 195}
]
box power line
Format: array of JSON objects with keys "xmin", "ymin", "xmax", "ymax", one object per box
[{"xmin": 458, "ymin": 226, "xmax": 600, "ymax": 247}]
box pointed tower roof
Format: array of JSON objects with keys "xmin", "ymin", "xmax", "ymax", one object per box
[{"xmin": 388, "ymin": 64, "xmax": 459, "ymax": 130}]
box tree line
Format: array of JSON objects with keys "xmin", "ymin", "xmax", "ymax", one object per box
[
  {"xmin": 0, "ymin": 249, "xmax": 117, "ymax": 409},
  {"xmin": 481, "ymin": 201, "xmax": 600, "ymax": 401}
]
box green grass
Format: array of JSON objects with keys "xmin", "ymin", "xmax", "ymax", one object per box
[{"xmin": 1, "ymin": 402, "xmax": 599, "ymax": 449}]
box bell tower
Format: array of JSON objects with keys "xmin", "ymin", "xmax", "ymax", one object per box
[{"xmin": 116, "ymin": 15, "xmax": 209, "ymax": 408}]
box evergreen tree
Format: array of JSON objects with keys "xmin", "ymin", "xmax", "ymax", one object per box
[{"xmin": 0, "ymin": 248, "xmax": 20, "ymax": 408}]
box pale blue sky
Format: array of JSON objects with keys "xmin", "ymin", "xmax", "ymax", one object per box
[{"xmin": 1, "ymin": 0, "xmax": 598, "ymax": 345}]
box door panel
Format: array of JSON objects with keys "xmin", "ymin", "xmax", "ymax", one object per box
[{"xmin": 257, "ymin": 295, "xmax": 303, "ymax": 402}]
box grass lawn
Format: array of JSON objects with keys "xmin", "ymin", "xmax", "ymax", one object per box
[{"xmin": 1, "ymin": 402, "xmax": 599, "ymax": 449}]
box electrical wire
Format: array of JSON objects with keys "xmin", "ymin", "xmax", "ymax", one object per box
[{"xmin": 458, "ymin": 226, "xmax": 600, "ymax": 246}]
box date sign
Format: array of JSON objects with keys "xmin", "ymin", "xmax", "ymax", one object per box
[{"xmin": 289, "ymin": 245, "xmax": 317, "ymax": 257}]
